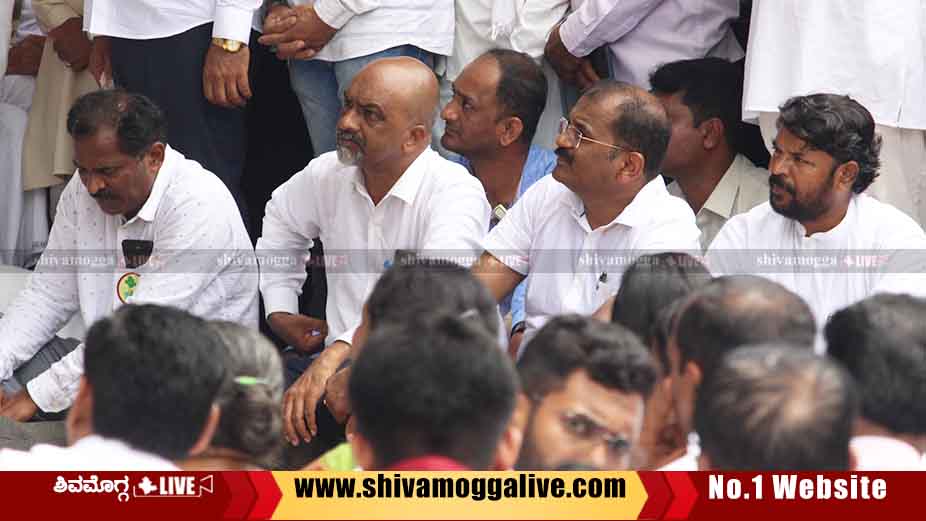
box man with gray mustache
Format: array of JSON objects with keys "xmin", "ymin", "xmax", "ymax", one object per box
[{"xmin": 256, "ymin": 57, "xmax": 490, "ymax": 448}]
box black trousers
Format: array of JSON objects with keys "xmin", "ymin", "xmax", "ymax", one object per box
[{"xmin": 109, "ymin": 23, "xmax": 251, "ymax": 221}]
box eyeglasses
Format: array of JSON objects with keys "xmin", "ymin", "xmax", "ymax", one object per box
[{"xmin": 558, "ymin": 117, "xmax": 632, "ymax": 152}]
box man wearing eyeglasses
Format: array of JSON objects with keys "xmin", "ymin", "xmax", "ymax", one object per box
[
  {"xmin": 474, "ymin": 80, "xmax": 700, "ymax": 355},
  {"xmin": 514, "ymin": 315, "xmax": 657, "ymax": 470}
]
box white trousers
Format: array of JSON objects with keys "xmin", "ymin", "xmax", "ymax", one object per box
[
  {"xmin": 0, "ymin": 75, "xmax": 48, "ymax": 267},
  {"xmin": 758, "ymin": 111, "xmax": 926, "ymax": 226}
]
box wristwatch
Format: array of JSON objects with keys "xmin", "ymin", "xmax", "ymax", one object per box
[{"xmin": 212, "ymin": 38, "xmax": 245, "ymax": 53}]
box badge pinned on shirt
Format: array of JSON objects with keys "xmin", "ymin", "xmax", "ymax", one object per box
[{"xmin": 117, "ymin": 272, "xmax": 141, "ymax": 304}]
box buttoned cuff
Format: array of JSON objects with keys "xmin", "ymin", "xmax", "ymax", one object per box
[
  {"xmin": 262, "ymin": 287, "xmax": 301, "ymax": 318},
  {"xmin": 213, "ymin": 5, "xmax": 257, "ymax": 44},
  {"xmin": 557, "ymin": 17, "xmax": 594, "ymax": 58},
  {"xmin": 314, "ymin": 0, "xmax": 355, "ymax": 30},
  {"xmin": 26, "ymin": 368, "xmax": 77, "ymax": 413}
]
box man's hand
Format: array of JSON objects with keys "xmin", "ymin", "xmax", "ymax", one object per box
[
  {"xmin": 268, "ymin": 312, "xmax": 328, "ymax": 354},
  {"xmin": 48, "ymin": 17, "xmax": 92, "ymax": 72},
  {"xmin": 89, "ymin": 36, "xmax": 113, "ymax": 87},
  {"xmin": 6, "ymin": 35, "xmax": 45, "ymax": 76},
  {"xmin": 203, "ymin": 43, "xmax": 252, "ymax": 108},
  {"xmin": 576, "ymin": 58, "xmax": 601, "ymax": 91},
  {"xmin": 0, "ymin": 389, "xmax": 39, "ymax": 422},
  {"xmin": 281, "ymin": 340, "xmax": 350, "ymax": 445},
  {"xmin": 544, "ymin": 24, "xmax": 587, "ymax": 89},
  {"xmin": 324, "ymin": 366, "xmax": 351, "ymax": 424},
  {"xmin": 259, "ymin": 5, "xmax": 337, "ymax": 60}
]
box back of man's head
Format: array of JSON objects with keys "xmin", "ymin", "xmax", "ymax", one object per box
[
  {"xmin": 695, "ymin": 345, "xmax": 857, "ymax": 470},
  {"xmin": 349, "ymin": 313, "xmax": 518, "ymax": 469},
  {"xmin": 826, "ymin": 294, "xmax": 926, "ymax": 436},
  {"xmin": 649, "ymin": 58, "xmax": 743, "ymax": 151},
  {"xmin": 580, "ymin": 80, "xmax": 671, "ymax": 179},
  {"xmin": 83, "ymin": 304, "xmax": 226, "ymax": 460},
  {"xmin": 365, "ymin": 259, "xmax": 499, "ymax": 337},
  {"xmin": 675, "ymin": 275, "xmax": 816, "ymax": 377}
]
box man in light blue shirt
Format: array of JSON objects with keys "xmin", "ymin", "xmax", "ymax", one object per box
[{"xmin": 441, "ymin": 49, "xmax": 555, "ymax": 350}]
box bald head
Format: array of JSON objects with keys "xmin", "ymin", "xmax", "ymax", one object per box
[
  {"xmin": 695, "ymin": 345, "xmax": 857, "ymax": 470},
  {"xmin": 674, "ymin": 275, "xmax": 816, "ymax": 378},
  {"xmin": 353, "ymin": 57, "xmax": 440, "ymax": 129},
  {"xmin": 579, "ymin": 81, "xmax": 671, "ymax": 178}
]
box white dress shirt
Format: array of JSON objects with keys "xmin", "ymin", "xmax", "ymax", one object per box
[
  {"xmin": 84, "ymin": 0, "xmax": 260, "ymax": 43},
  {"xmin": 483, "ymin": 174, "xmax": 701, "ymax": 344},
  {"xmin": 851, "ymin": 435, "xmax": 924, "ymax": 471},
  {"xmin": 743, "ymin": 0, "xmax": 926, "ymax": 130},
  {"xmin": 707, "ymin": 195, "xmax": 926, "ymax": 343},
  {"xmin": 0, "ymin": 435, "xmax": 178, "ymax": 470},
  {"xmin": 667, "ymin": 154, "xmax": 769, "ymax": 250},
  {"xmin": 447, "ymin": 0, "xmax": 568, "ymax": 81},
  {"xmin": 0, "ymin": 146, "xmax": 259, "ymax": 412},
  {"xmin": 558, "ymin": 0, "xmax": 743, "ymax": 89},
  {"xmin": 257, "ymin": 148, "xmax": 491, "ymax": 346},
  {"xmin": 659, "ymin": 433, "xmax": 700, "ymax": 471},
  {"xmin": 288, "ymin": 0, "xmax": 454, "ymax": 62}
]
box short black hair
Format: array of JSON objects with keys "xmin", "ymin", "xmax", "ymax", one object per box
[
  {"xmin": 366, "ymin": 259, "xmax": 499, "ymax": 337},
  {"xmin": 674, "ymin": 275, "xmax": 816, "ymax": 378},
  {"xmin": 650, "ymin": 298, "xmax": 687, "ymax": 375},
  {"xmin": 825, "ymin": 294, "xmax": 926, "ymax": 435},
  {"xmin": 485, "ymin": 49, "xmax": 548, "ymax": 144},
  {"xmin": 649, "ymin": 57, "xmax": 745, "ymax": 151},
  {"xmin": 349, "ymin": 313, "xmax": 518, "ymax": 469},
  {"xmin": 611, "ymin": 252, "xmax": 711, "ymax": 345},
  {"xmin": 67, "ymin": 89, "xmax": 168, "ymax": 157},
  {"xmin": 518, "ymin": 315, "xmax": 657, "ymax": 402},
  {"xmin": 83, "ymin": 304, "xmax": 226, "ymax": 460},
  {"xmin": 581, "ymin": 80, "xmax": 671, "ymax": 179},
  {"xmin": 695, "ymin": 345, "xmax": 857, "ymax": 470},
  {"xmin": 777, "ymin": 93, "xmax": 882, "ymax": 193}
]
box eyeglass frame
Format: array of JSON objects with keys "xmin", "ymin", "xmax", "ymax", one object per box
[{"xmin": 557, "ymin": 117, "xmax": 634, "ymax": 153}]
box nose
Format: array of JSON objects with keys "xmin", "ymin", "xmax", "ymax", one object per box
[
  {"xmin": 555, "ymin": 130, "xmax": 572, "ymax": 150},
  {"xmin": 584, "ymin": 443, "xmax": 610, "ymax": 469},
  {"xmin": 337, "ymin": 106, "xmax": 360, "ymax": 134},
  {"xmin": 81, "ymin": 172, "xmax": 106, "ymax": 196},
  {"xmin": 441, "ymin": 99, "xmax": 458, "ymax": 123}
]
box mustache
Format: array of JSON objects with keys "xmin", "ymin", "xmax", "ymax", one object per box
[
  {"xmin": 336, "ymin": 130, "xmax": 365, "ymax": 148},
  {"xmin": 91, "ymin": 191, "xmax": 114, "ymax": 200},
  {"xmin": 768, "ymin": 175, "xmax": 795, "ymax": 194},
  {"xmin": 555, "ymin": 147, "xmax": 573, "ymax": 163}
]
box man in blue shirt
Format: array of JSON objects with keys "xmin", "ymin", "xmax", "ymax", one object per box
[{"xmin": 441, "ymin": 49, "xmax": 555, "ymax": 353}]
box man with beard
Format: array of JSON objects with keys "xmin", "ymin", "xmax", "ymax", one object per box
[
  {"xmin": 708, "ymin": 94, "xmax": 926, "ymax": 339},
  {"xmin": 474, "ymin": 80, "xmax": 700, "ymax": 354},
  {"xmin": 256, "ymin": 57, "xmax": 490, "ymax": 448},
  {"xmin": 514, "ymin": 315, "xmax": 657, "ymax": 470}
]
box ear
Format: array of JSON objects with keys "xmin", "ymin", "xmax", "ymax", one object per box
[
  {"xmin": 350, "ymin": 431, "xmax": 377, "ymax": 470},
  {"xmin": 65, "ymin": 377, "xmax": 95, "ymax": 446},
  {"xmin": 616, "ymin": 150, "xmax": 647, "ymax": 183},
  {"xmin": 405, "ymin": 124, "xmax": 430, "ymax": 151},
  {"xmin": 498, "ymin": 117, "xmax": 525, "ymax": 148},
  {"xmin": 146, "ymin": 142, "xmax": 166, "ymax": 173},
  {"xmin": 836, "ymin": 161, "xmax": 860, "ymax": 191},
  {"xmin": 683, "ymin": 360, "xmax": 702, "ymax": 388},
  {"xmin": 188, "ymin": 404, "xmax": 221, "ymax": 457},
  {"xmin": 493, "ymin": 393, "xmax": 530, "ymax": 470},
  {"xmin": 700, "ymin": 118, "xmax": 725, "ymax": 150}
]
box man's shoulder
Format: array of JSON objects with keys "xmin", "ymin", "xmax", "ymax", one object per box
[
  {"xmin": 854, "ymin": 193, "xmax": 926, "ymax": 240},
  {"xmin": 731, "ymin": 155, "xmax": 771, "ymax": 209}
]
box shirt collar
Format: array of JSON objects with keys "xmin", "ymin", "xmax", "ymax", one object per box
[
  {"xmin": 701, "ymin": 154, "xmax": 750, "ymax": 219},
  {"xmin": 351, "ymin": 148, "xmax": 432, "ymax": 206},
  {"xmin": 793, "ymin": 194, "xmax": 857, "ymax": 240},
  {"xmin": 126, "ymin": 145, "xmax": 177, "ymax": 225},
  {"xmin": 561, "ymin": 175, "xmax": 668, "ymax": 231}
]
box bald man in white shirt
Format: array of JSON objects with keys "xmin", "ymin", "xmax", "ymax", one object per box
[
  {"xmin": 0, "ymin": 90, "xmax": 258, "ymax": 422},
  {"xmin": 709, "ymin": 94, "xmax": 926, "ymax": 338},
  {"xmin": 256, "ymin": 57, "xmax": 490, "ymax": 447},
  {"xmin": 84, "ymin": 0, "xmax": 261, "ymax": 218},
  {"xmin": 475, "ymin": 81, "xmax": 701, "ymax": 355}
]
